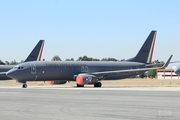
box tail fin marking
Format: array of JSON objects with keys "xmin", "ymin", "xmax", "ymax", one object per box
[{"xmin": 147, "ymin": 31, "xmax": 156, "ymax": 63}]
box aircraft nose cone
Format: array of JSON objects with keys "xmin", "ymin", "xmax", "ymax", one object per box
[
  {"xmin": 6, "ymin": 70, "xmax": 16, "ymax": 79},
  {"xmin": 174, "ymin": 66, "xmax": 180, "ymax": 76}
]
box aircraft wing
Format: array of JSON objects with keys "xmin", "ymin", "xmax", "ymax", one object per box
[{"xmin": 92, "ymin": 55, "xmax": 172, "ymax": 76}]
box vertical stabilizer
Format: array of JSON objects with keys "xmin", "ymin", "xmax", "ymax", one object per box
[
  {"xmin": 127, "ymin": 31, "xmax": 157, "ymax": 63},
  {"xmin": 24, "ymin": 40, "xmax": 45, "ymax": 62}
]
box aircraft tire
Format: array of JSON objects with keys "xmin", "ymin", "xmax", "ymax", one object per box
[
  {"xmin": 22, "ymin": 84, "xmax": 27, "ymax": 88},
  {"xmin": 94, "ymin": 82, "xmax": 102, "ymax": 87},
  {"xmin": 76, "ymin": 84, "xmax": 84, "ymax": 87}
]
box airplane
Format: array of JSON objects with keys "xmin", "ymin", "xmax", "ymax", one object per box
[
  {"xmin": 0, "ymin": 40, "xmax": 45, "ymax": 80},
  {"xmin": 174, "ymin": 65, "xmax": 180, "ymax": 76},
  {"xmin": 5, "ymin": 31, "xmax": 172, "ymax": 88}
]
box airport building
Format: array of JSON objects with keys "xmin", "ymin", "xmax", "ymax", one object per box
[{"xmin": 156, "ymin": 67, "xmax": 180, "ymax": 79}]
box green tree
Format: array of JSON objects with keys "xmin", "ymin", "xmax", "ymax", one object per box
[
  {"xmin": 147, "ymin": 70, "xmax": 156, "ymax": 78},
  {"xmin": 5, "ymin": 61, "xmax": 10, "ymax": 65},
  {"xmin": 101, "ymin": 58, "xmax": 108, "ymax": 61},
  {"xmin": 20, "ymin": 60, "xmax": 24, "ymax": 63},
  {"xmin": 152, "ymin": 60, "xmax": 164, "ymax": 67},
  {"xmin": 52, "ymin": 55, "xmax": 61, "ymax": 61},
  {"xmin": 70, "ymin": 58, "xmax": 74, "ymax": 61},
  {"xmin": 65, "ymin": 58, "xmax": 74, "ymax": 61},
  {"xmin": 139, "ymin": 73, "xmax": 145, "ymax": 78},
  {"xmin": 0, "ymin": 60, "xmax": 5, "ymax": 65},
  {"xmin": 120, "ymin": 59, "xmax": 125, "ymax": 61},
  {"xmin": 101, "ymin": 58, "xmax": 118, "ymax": 61},
  {"xmin": 10, "ymin": 60, "xmax": 18, "ymax": 65},
  {"xmin": 77, "ymin": 56, "xmax": 118, "ymax": 61},
  {"xmin": 77, "ymin": 56, "xmax": 82, "ymax": 61},
  {"xmin": 77, "ymin": 56, "xmax": 92, "ymax": 61},
  {"xmin": 147, "ymin": 60, "xmax": 164, "ymax": 78},
  {"xmin": 92, "ymin": 58, "xmax": 100, "ymax": 61},
  {"xmin": 77, "ymin": 56, "xmax": 101, "ymax": 61}
]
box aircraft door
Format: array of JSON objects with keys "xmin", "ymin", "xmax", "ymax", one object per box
[{"xmin": 30, "ymin": 63, "xmax": 36, "ymax": 74}]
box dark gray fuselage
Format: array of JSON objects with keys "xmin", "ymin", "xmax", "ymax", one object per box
[{"xmin": 7, "ymin": 61, "xmax": 146, "ymax": 83}]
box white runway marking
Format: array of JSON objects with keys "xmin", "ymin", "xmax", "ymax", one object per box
[{"xmin": 0, "ymin": 86, "xmax": 180, "ymax": 91}]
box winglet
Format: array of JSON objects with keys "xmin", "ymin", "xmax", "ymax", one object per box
[
  {"xmin": 161, "ymin": 55, "xmax": 173, "ymax": 69},
  {"xmin": 24, "ymin": 40, "xmax": 45, "ymax": 62}
]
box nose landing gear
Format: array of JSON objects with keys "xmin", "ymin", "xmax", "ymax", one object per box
[{"xmin": 22, "ymin": 83, "xmax": 27, "ymax": 88}]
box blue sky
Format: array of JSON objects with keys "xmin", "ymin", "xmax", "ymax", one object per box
[{"xmin": 0, "ymin": 0, "xmax": 180, "ymax": 67}]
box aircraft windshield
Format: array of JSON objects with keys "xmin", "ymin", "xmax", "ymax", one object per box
[
  {"xmin": 13, "ymin": 66, "xmax": 19, "ymax": 69},
  {"xmin": 13, "ymin": 66, "xmax": 24, "ymax": 70}
]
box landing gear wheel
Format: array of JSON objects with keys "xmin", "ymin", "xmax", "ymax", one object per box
[
  {"xmin": 76, "ymin": 84, "xmax": 84, "ymax": 87},
  {"xmin": 94, "ymin": 82, "xmax": 102, "ymax": 87},
  {"xmin": 22, "ymin": 83, "xmax": 27, "ymax": 88}
]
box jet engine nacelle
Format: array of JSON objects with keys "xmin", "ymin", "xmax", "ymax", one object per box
[
  {"xmin": 76, "ymin": 74, "xmax": 97, "ymax": 85},
  {"xmin": 53, "ymin": 80, "xmax": 67, "ymax": 84}
]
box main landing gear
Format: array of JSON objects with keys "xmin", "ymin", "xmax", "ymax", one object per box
[
  {"xmin": 76, "ymin": 84, "xmax": 84, "ymax": 87},
  {"xmin": 94, "ymin": 82, "xmax": 102, "ymax": 87},
  {"xmin": 22, "ymin": 83, "xmax": 27, "ymax": 88},
  {"xmin": 76, "ymin": 82, "xmax": 102, "ymax": 87}
]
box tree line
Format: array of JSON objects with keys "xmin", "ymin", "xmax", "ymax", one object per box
[
  {"xmin": 51, "ymin": 55, "xmax": 124, "ymax": 61},
  {"xmin": 0, "ymin": 60, "xmax": 19, "ymax": 65},
  {"xmin": 0, "ymin": 55, "xmax": 122, "ymax": 65}
]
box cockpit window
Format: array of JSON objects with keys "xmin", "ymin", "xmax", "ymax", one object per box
[
  {"xmin": 14, "ymin": 66, "xmax": 18, "ymax": 69},
  {"xmin": 14, "ymin": 66, "xmax": 24, "ymax": 70},
  {"xmin": 18, "ymin": 67, "xmax": 24, "ymax": 69}
]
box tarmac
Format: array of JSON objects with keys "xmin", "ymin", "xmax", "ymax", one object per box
[
  {"xmin": 1, "ymin": 78, "xmax": 180, "ymax": 87},
  {"xmin": 0, "ymin": 86, "xmax": 180, "ymax": 120}
]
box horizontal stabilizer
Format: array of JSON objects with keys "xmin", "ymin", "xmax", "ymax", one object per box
[{"xmin": 145, "ymin": 59, "xmax": 178, "ymax": 67}]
